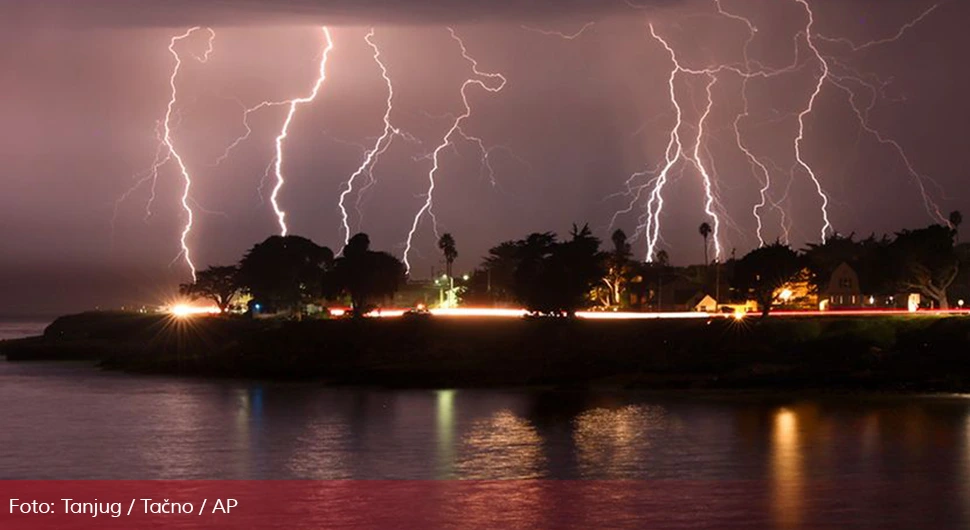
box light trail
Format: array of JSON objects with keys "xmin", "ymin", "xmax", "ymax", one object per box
[
  {"xmin": 271, "ymin": 27, "xmax": 335, "ymax": 236},
  {"xmin": 402, "ymin": 28, "xmax": 507, "ymax": 274},
  {"xmin": 336, "ymin": 29, "xmax": 408, "ymax": 248},
  {"xmin": 354, "ymin": 307, "xmax": 970, "ymax": 320}
]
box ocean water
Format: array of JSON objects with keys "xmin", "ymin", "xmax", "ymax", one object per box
[{"xmin": 0, "ymin": 319, "xmax": 49, "ymax": 341}]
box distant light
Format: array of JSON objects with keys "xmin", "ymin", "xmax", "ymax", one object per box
[
  {"xmin": 868, "ymin": 296, "xmax": 875, "ymax": 305},
  {"xmin": 442, "ymin": 274, "xmax": 449, "ymax": 280},
  {"xmin": 462, "ymin": 274, "xmax": 470, "ymax": 281},
  {"xmin": 733, "ymin": 309, "xmax": 746, "ymax": 321},
  {"xmin": 779, "ymin": 288, "xmax": 793, "ymax": 302},
  {"xmin": 254, "ymin": 304, "xmax": 262, "ymax": 311},
  {"xmin": 960, "ymin": 300, "xmax": 966, "ymax": 308}
]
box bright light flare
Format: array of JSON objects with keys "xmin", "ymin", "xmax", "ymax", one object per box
[{"xmin": 168, "ymin": 304, "xmax": 221, "ymax": 318}]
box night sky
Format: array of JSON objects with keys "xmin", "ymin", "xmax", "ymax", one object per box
[{"xmin": 1, "ymin": 0, "xmax": 967, "ymax": 314}]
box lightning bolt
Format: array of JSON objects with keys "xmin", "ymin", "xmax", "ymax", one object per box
[
  {"xmin": 812, "ymin": 2, "xmax": 949, "ymax": 225},
  {"xmin": 793, "ymin": 0, "xmax": 834, "ymax": 243},
  {"xmin": 336, "ymin": 29, "xmax": 408, "ymax": 248},
  {"xmin": 815, "ymin": 3, "xmax": 942, "ymax": 53},
  {"xmin": 269, "ymin": 27, "xmax": 335, "ymax": 237},
  {"xmin": 113, "ymin": 27, "xmax": 214, "ymax": 280},
  {"xmin": 691, "ymin": 74, "xmax": 723, "ymax": 262},
  {"xmin": 520, "ymin": 22, "xmax": 596, "ymax": 40},
  {"xmin": 402, "ymin": 28, "xmax": 507, "ymax": 274},
  {"xmin": 640, "ymin": 25, "xmax": 687, "ymax": 263},
  {"xmin": 716, "ymin": 0, "xmax": 791, "ymax": 248}
]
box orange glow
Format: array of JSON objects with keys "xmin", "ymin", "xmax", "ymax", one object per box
[{"xmin": 169, "ymin": 304, "xmax": 220, "ymax": 318}]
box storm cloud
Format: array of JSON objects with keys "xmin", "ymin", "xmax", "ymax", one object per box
[{"xmin": 2, "ymin": 0, "xmax": 687, "ymax": 27}]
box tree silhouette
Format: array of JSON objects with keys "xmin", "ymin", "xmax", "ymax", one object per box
[
  {"xmin": 179, "ymin": 265, "xmax": 240, "ymax": 313},
  {"xmin": 888, "ymin": 224, "xmax": 959, "ymax": 309},
  {"xmin": 438, "ymin": 233, "xmax": 458, "ymax": 278},
  {"xmin": 699, "ymin": 222, "xmax": 712, "ymax": 265},
  {"xmin": 513, "ymin": 225, "xmax": 604, "ymax": 315},
  {"xmin": 331, "ymin": 233, "xmax": 407, "ymax": 313},
  {"xmin": 951, "ymin": 210, "xmax": 963, "ymax": 242},
  {"xmin": 732, "ymin": 242, "xmax": 803, "ymax": 317},
  {"xmin": 237, "ymin": 235, "xmax": 333, "ymax": 314}
]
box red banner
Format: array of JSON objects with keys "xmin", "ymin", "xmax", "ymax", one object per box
[{"xmin": 0, "ymin": 480, "xmax": 780, "ymax": 529}]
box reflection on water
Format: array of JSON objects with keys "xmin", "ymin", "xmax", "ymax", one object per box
[
  {"xmin": 456, "ymin": 411, "xmax": 545, "ymax": 479},
  {"xmin": 573, "ymin": 405, "xmax": 671, "ymax": 477},
  {"xmin": 3, "ymin": 363, "xmax": 970, "ymax": 526},
  {"xmin": 771, "ymin": 407, "xmax": 803, "ymax": 529}
]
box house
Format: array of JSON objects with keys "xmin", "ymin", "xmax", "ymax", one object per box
[
  {"xmin": 693, "ymin": 295, "xmax": 717, "ymax": 312},
  {"xmin": 818, "ymin": 262, "xmax": 913, "ymax": 310},
  {"xmin": 820, "ymin": 262, "xmax": 864, "ymax": 309}
]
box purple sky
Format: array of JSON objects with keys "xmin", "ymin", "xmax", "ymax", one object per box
[{"xmin": 1, "ymin": 0, "xmax": 967, "ymax": 315}]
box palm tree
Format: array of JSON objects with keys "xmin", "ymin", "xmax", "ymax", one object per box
[
  {"xmin": 699, "ymin": 222, "xmax": 712, "ymax": 265},
  {"xmin": 950, "ymin": 210, "xmax": 963, "ymax": 241},
  {"xmin": 438, "ymin": 233, "xmax": 458, "ymax": 278}
]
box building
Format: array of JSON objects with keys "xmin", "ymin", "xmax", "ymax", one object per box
[{"xmin": 821, "ymin": 262, "xmax": 863, "ymax": 308}]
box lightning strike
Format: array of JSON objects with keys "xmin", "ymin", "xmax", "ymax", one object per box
[
  {"xmin": 402, "ymin": 28, "xmax": 507, "ymax": 274},
  {"xmin": 114, "ymin": 27, "xmax": 214, "ymax": 280},
  {"xmin": 691, "ymin": 75, "xmax": 723, "ymax": 262},
  {"xmin": 520, "ymin": 22, "xmax": 596, "ymax": 40},
  {"xmin": 640, "ymin": 25, "xmax": 688, "ymax": 263},
  {"xmin": 271, "ymin": 27, "xmax": 334, "ymax": 236},
  {"xmin": 337, "ymin": 29, "xmax": 407, "ymax": 248},
  {"xmin": 815, "ymin": 3, "xmax": 942, "ymax": 52},
  {"xmin": 794, "ymin": 0, "xmax": 834, "ymax": 243}
]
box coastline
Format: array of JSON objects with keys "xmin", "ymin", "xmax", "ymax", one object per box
[{"xmin": 2, "ymin": 311, "xmax": 969, "ymax": 392}]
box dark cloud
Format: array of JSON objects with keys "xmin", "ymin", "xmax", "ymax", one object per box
[{"xmin": 2, "ymin": 0, "xmax": 684, "ymax": 27}]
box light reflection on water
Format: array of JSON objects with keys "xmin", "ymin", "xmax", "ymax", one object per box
[{"xmin": 2, "ymin": 362, "xmax": 970, "ymax": 526}]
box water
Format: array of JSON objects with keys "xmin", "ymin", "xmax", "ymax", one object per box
[
  {"xmin": 2, "ymin": 359, "xmax": 970, "ymax": 526},
  {"xmin": 0, "ymin": 319, "xmax": 49, "ymax": 341}
]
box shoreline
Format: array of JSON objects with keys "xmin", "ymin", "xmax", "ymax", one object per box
[{"xmin": 2, "ymin": 311, "xmax": 969, "ymax": 392}]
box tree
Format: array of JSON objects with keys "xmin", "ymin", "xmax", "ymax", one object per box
[
  {"xmin": 951, "ymin": 210, "xmax": 963, "ymax": 241},
  {"xmin": 179, "ymin": 265, "xmax": 240, "ymax": 313},
  {"xmin": 600, "ymin": 229, "xmax": 634, "ymax": 307},
  {"xmin": 331, "ymin": 233, "xmax": 407, "ymax": 313},
  {"xmin": 888, "ymin": 225, "xmax": 959, "ymax": 309},
  {"xmin": 237, "ymin": 235, "xmax": 333, "ymax": 314},
  {"xmin": 732, "ymin": 243, "xmax": 803, "ymax": 317},
  {"xmin": 513, "ymin": 225, "xmax": 604, "ymax": 315},
  {"xmin": 699, "ymin": 222, "xmax": 712, "ymax": 265},
  {"xmin": 438, "ymin": 233, "xmax": 458, "ymax": 278}
]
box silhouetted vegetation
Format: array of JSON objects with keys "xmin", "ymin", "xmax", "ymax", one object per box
[
  {"xmin": 330, "ymin": 233, "xmax": 406, "ymax": 313},
  {"xmin": 176, "ymin": 220, "xmax": 966, "ymax": 318},
  {"xmin": 237, "ymin": 235, "xmax": 333, "ymax": 314},
  {"xmin": 732, "ymin": 243, "xmax": 804, "ymax": 317},
  {"xmin": 179, "ymin": 265, "xmax": 240, "ymax": 313},
  {"xmin": 179, "ymin": 233, "xmax": 406, "ymax": 316}
]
